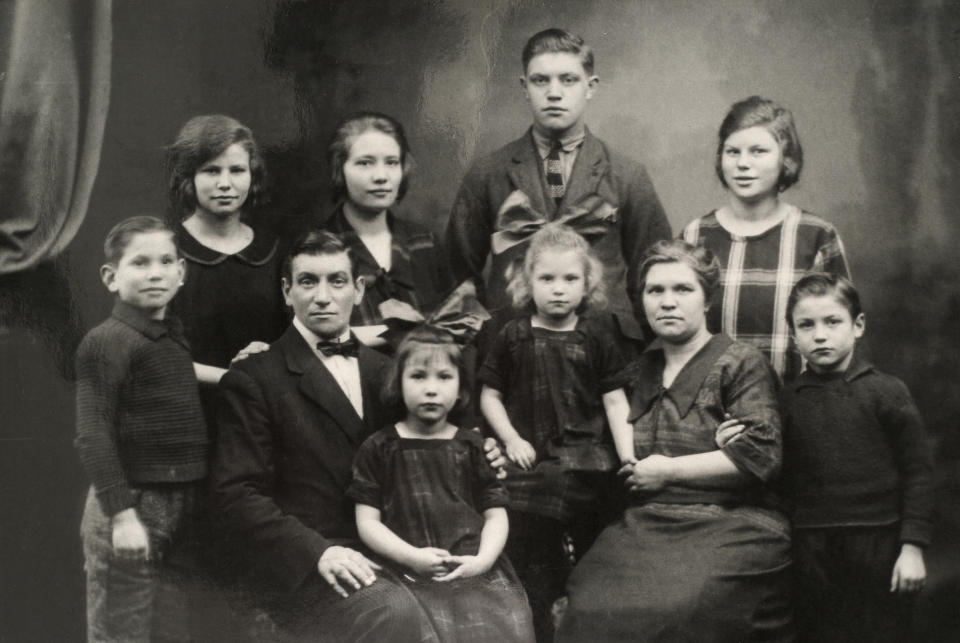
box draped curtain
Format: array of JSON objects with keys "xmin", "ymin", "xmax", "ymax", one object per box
[{"xmin": 0, "ymin": 0, "xmax": 111, "ymax": 275}]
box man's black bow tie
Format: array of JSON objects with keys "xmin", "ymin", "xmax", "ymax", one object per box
[{"xmin": 316, "ymin": 337, "xmax": 359, "ymax": 358}]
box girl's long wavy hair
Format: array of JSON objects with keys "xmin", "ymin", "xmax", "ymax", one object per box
[{"xmin": 505, "ymin": 223, "xmax": 606, "ymax": 313}]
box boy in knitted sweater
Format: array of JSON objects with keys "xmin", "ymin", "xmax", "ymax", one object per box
[
  {"xmin": 780, "ymin": 273, "xmax": 934, "ymax": 643},
  {"xmin": 75, "ymin": 216, "xmax": 207, "ymax": 642}
]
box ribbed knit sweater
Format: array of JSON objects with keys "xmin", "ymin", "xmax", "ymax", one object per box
[
  {"xmin": 75, "ymin": 300, "xmax": 208, "ymax": 516},
  {"xmin": 780, "ymin": 353, "xmax": 934, "ymax": 545}
]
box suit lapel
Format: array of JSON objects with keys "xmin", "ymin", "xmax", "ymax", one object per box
[
  {"xmin": 506, "ymin": 131, "xmax": 552, "ymax": 217},
  {"xmin": 280, "ymin": 326, "xmax": 366, "ymax": 446},
  {"xmin": 560, "ymin": 129, "xmax": 609, "ymax": 210}
]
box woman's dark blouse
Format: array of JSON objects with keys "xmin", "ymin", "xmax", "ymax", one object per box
[
  {"xmin": 629, "ymin": 334, "xmax": 783, "ymax": 506},
  {"xmin": 322, "ymin": 207, "xmax": 452, "ymax": 326},
  {"xmin": 347, "ymin": 426, "xmax": 508, "ymax": 558},
  {"xmin": 171, "ymin": 222, "xmax": 286, "ymax": 370}
]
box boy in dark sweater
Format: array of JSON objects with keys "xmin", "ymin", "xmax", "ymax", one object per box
[
  {"xmin": 75, "ymin": 216, "xmax": 207, "ymax": 642},
  {"xmin": 781, "ymin": 273, "xmax": 934, "ymax": 643}
]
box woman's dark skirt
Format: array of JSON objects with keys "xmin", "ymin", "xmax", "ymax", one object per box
[{"xmin": 557, "ymin": 502, "xmax": 794, "ymax": 642}]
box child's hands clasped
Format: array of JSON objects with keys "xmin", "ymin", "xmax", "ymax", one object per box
[
  {"xmin": 406, "ymin": 546, "xmax": 453, "ymax": 578},
  {"xmin": 890, "ymin": 543, "xmax": 926, "ymax": 594},
  {"xmin": 505, "ymin": 437, "xmax": 537, "ymax": 470},
  {"xmin": 111, "ymin": 508, "xmax": 150, "ymax": 561},
  {"xmin": 434, "ymin": 554, "xmax": 493, "ymax": 582}
]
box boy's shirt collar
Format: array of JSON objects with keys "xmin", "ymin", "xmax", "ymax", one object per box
[
  {"xmin": 110, "ymin": 299, "xmax": 184, "ymax": 343},
  {"xmin": 795, "ymin": 349, "xmax": 875, "ymax": 389},
  {"xmin": 531, "ymin": 124, "xmax": 587, "ymax": 158}
]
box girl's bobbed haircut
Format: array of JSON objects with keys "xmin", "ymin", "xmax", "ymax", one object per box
[
  {"xmin": 638, "ymin": 239, "xmax": 722, "ymax": 308},
  {"xmin": 715, "ymin": 96, "xmax": 803, "ymax": 193},
  {"xmin": 381, "ymin": 325, "xmax": 470, "ymax": 421},
  {"xmin": 328, "ymin": 112, "xmax": 413, "ymax": 204},
  {"xmin": 786, "ymin": 272, "xmax": 863, "ymax": 331},
  {"xmin": 505, "ymin": 223, "xmax": 606, "ymax": 313},
  {"xmin": 166, "ymin": 114, "xmax": 266, "ymax": 219}
]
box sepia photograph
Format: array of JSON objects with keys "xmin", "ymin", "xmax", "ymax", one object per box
[{"xmin": 1, "ymin": 1, "xmax": 958, "ymax": 641}]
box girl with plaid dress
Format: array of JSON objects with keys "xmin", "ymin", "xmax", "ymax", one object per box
[
  {"xmin": 682, "ymin": 96, "xmax": 849, "ymax": 382},
  {"xmin": 478, "ymin": 223, "xmax": 635, "ymax": 641},
  {"xmin": 348, "ymin": 326, "xmax": 535, "ymax": 643},
  {"xmin": 321, "ymin": 112, "xmax": 451, "ymax": 351}
]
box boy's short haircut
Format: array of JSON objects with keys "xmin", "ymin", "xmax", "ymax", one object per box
[
  {"xmin": 786, "ymin": 272, "xmax": 863, "ymax": 330},
  {"xmin": 716, "ymin": 96, "xmax": 803, "ymax": 192},
  {"xmin": 522, "ymin": 28, "xmax": 594, "ymax": 75},
  {"xmin": 103, "ymin": 216, "xmax": 175, "ymax": 264},
  {"xmin": 281, "ymin": 229, "xmax": 358, "ymax": 283}
]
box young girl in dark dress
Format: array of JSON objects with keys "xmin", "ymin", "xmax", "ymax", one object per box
[
  {"xmin": 478, "ymin": 223, "xmax": 635, "ymax": 641},
  {"xmin": 321, "ymin": 112, "xmax": 451, "ymax": 350},
  {"xmin": 165, "ymin": 114, "xmax": 286, "ymax": 423},
  {"xmin": 348, "ymin": 326, "xmax": 535, "ymax": 643}
]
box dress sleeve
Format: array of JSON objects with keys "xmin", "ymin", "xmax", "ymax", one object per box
[
  {"xmin": 74, "ymin": 330, "xmax": 135, "ymax": 517},
  {"xmin": 477, "ymin": 324, "xmax": 511, "ymax": 391},
  {"xmin": 589, "ymin": 315, "xmax": 634, "ymax": 393},
  {"xmin": 469, "ymin": 433, "xmax": 509, "ymax": 511},
  {"xmin": 878, "ymin": 377, "xmax": 935, "ymax": 546},
  {"xmin": 813, "ymin": 221, "xmax": 850, "ymax": 279},
  {"xmin": 718, "ymin": 346, "xmax": 783, "ymax": 483},
  {"xmin": 347, "ymin": 434, "xmax": 386, "ymax": 509}
]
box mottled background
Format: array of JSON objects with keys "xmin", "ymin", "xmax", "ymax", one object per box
[{"xmin": 2, "ymin": 1, "xmax": 958, "ymax": 640}]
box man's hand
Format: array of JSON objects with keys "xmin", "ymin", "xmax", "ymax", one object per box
[{"xmin": 317, "ymin": 546, "xmax": 381, "ymax": 598}]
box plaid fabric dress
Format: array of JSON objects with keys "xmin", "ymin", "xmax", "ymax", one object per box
[
  {"xmin": 322, "ymin": 207, "xmax": 452, "ymax": 327},
  {"xmin": 478, "ymin": 315, "xmax": 632, "ymax": 522},
  {"xmin": 558, "ymin": 336, "xmax": 793, "ymax": 642},
  {"xmin": 347, "ymin": 427, "xmax": 535, "ymax": 643},
  {"xmin": 682, "ymin": 205, "xmax": 849, "ymax": 382}
]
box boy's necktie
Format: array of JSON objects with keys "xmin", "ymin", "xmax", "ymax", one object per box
[{"xmin": 546, "ymin": 139, "xmax": 565, "ymax": 205}]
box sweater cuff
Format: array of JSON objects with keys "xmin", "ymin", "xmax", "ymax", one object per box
[
  {"xmin": 900, "ymin": 520, "xmax": 932, "ymax": 548},
  {"xmin": 96, "ymin": 484, "xmax": 136, "ymax": 518}
]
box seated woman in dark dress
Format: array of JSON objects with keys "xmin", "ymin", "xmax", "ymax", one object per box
[
  {"xmin": 320, "ymin": 112, "xmax": 451, "ymax": 349},
  {"xmin": 165, "ymin": 115, "xmax": 286, "ymax": 423},
  {"xmin": 557, "ymin": 239, "xmax": 793, "ymax": 642}
]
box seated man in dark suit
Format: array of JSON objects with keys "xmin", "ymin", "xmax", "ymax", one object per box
[{"xmin": 211, "ymin": 230, "xmax": 438, "ymax": 641}]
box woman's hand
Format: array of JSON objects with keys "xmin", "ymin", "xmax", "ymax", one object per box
[
  {"xmin": 482, "ymin": 436, "xmax": 508, "ymax": 479},
  {"xmin": 890, "ymin": 543, "xmax": 926, "ymax": 594},
  {"xmin": 505, "ymin": 437, "xmax": 537, "ymax": 471},
  {"xmin": 111, "ymin": 508, "xmax": 150, "ymax": 561},
  {"xmin": 715, "ymin": 414, "xmax": 746, "ymax": 448},
  {"xmin": 434, "ymin": 555, "xmax": 493, "ymax": 581},
  {"xmin": 620, "ymin": 454, "xmax": 674, "ymax": 493},
  {"xmin": 405, "ymin": 547, "xmax": 453, "ymax": 577}
]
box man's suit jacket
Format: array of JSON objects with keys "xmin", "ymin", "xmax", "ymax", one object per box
[
  {"xmin": 445, "ymin": 127, "xmax": 671, "ymax": 337},
  {"xmin": 211, "ymin": 325, "xmax": 391, "ymax": 596}
]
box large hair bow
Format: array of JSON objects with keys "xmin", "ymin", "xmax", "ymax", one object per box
[
  {"xmin": 490, "ymin": 190, "xmax": 619, "ymax": 255},
  {"xmin": 378, "ymin": 280, "xmax": 490, "ymax": 344}
]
